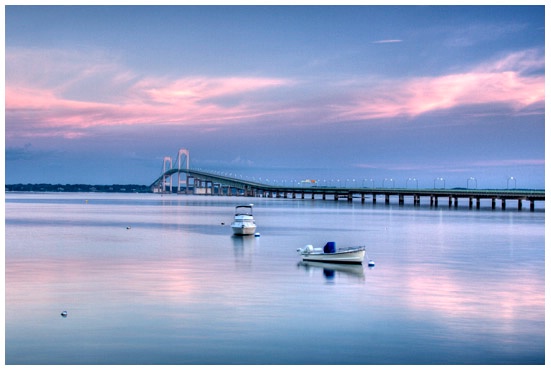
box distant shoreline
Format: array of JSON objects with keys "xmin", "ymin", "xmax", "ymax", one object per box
[{"xmin": 5, "ymin": 184, "xmax": 152, "ymax": 193}]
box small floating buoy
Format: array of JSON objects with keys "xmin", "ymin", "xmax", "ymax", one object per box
[
  {"xmin": 254, "ymin": 233, "xmax": 260, "ymax": 237},
  {"xmin": 61, "ymin": 311, "xmax": 68, "ymax": 317},
  {"xmin": 221, "ymin": 222, "xmax": 225, "ymax": 225},
  {"xmin": 368, "ymin": 260, "xmax": 375, "ymax": 267},
  {"xmin": 126, "ymin": 226, "xmax": 131, "ymax": 230}
]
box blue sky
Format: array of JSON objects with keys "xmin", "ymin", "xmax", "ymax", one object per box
[{"xmin": 5, "ymin": 4, "xmax": 545, "ymax": 189}]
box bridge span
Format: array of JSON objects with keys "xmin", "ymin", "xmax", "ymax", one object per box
[{"xmin": 151, "ymin": 162, "xmax": 544, "ymax": 211}]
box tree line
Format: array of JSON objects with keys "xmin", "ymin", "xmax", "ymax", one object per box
[{"xmin": 5, "ymin": 184, "xmax": 152, "ymax": 193}]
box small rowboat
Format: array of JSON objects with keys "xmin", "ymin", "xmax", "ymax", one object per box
[{"xmin": 297, "ymin": 242, "xmax": 366, "ymax": 264}]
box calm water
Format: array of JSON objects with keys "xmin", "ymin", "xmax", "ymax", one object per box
[{"xmin": 5, "ymin": 193, "xmax": 545, "ymax": 365}]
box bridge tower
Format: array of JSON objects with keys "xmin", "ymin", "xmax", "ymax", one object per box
[
  {"xmin": 177, "ymin": 148, "xmax": 190, "ymax": 193},
  {"xmin": 162, "ymin": 156, "xmax": 173, "ymax": 193}
]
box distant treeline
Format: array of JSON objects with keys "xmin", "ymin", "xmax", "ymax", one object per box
[{"xmin": 6, "ymin": 184, "xmax": 152, "ymax": 193}]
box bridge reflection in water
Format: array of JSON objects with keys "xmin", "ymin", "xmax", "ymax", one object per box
[{"xmin": 151, "ymin": 168, "xmax": 544, "ymax": 212}]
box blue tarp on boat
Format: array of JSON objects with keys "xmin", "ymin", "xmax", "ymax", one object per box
[{"xmin": 323, "ymin": 241, "xmax": 336, "ymax": 253}]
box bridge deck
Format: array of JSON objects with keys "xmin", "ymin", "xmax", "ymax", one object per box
[{"xmin": 151, "ymin": 169, "xmax": 544, "ymax": 210}]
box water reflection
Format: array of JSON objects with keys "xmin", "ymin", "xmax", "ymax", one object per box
[
  {"xmin": 297, "ymin": 261, "xmax": 365, "ymax": 283},
  {"xmin": 231, "ymin": 235, "xmax": 258, "ymax": 269},
  {"xmin": 5, "ymin": 194, "xmax": 545, "ymax": 365}
]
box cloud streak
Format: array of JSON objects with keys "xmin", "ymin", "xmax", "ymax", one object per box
[
  {"xmin": 6, "ymin": 47, "xmax": 544, "ymax": 140},
  {"xmin": 6, "ymin": 48, "xmax": 293, "ymax": 138},
  {"xmin": 372, "ymin": 39, "xmax": 403, "ymax": 44},
  {"xmin": 331, "ymin": 49, "xmax": 544, "ymax": 121}
]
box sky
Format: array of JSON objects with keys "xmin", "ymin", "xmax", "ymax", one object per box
[{"xmin": 4, "ymin": 3, "xmax": 546, "ymax": 189}]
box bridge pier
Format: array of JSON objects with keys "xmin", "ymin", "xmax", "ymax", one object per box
[
  {"xmin": 399, "ymin": 194, "xmax": 404, "ymax": 205},
  {"xmin": 162, "ymin": 174, "xmax": 172, "ymax": 193},
  {"xmin": 385, "ymin": 195, "xmax": 390, "ymax": 205},
  {"xmin": 177, "ymin": 173, "xmax": 186, "ymax": 193}
]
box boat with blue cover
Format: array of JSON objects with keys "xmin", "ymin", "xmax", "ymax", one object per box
[{"xmin": 297, "ymin": 241, "xmax": 366, "ymax": 264}]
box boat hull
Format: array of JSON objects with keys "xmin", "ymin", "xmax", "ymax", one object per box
[
  {"xmin": 301, "ymin": 249, "xmax": 365, "ymax": 264},
  {"xmin": 231, "ymin": 224, "xmax": 257, "ymax": 235}
]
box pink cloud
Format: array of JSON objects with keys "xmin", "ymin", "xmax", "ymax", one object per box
[
  {"xmin": 137, "ymin": 76, "xmax": 287, "ymax": 104},
  {"xmin": 6, "ymin": 72, "xmax": 292, "ymax": 138},
  {"xmin": 6, "ymin": 47, "xmax": 295, "ymax": 138},
  {"xmin": 332, "ymin": 49, "xmax": 544, "ymax": 121},
  {"xmin": 5, "ymin": 47, "xmax": 544, "ymax": 140},
  {"xmin": 8, "ymin": 76, "xmax": 288, "ymax": 118}
]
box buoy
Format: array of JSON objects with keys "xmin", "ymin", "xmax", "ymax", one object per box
[
  {"xmin": 61, "ymin": 311, "xmax": 68, "ymax": 317},
  {"xmin": 126, "ymin": 226, "xmax": 131, "ymax": 230},
  {"xmin": 221, "ymin": 222, "xmax": 225, "ymax": 225},
  {"xmin": 368, "ymin": 260, "xmax": 375, "ymax": 267}
]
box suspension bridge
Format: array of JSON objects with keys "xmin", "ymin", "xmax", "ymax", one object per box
[{"xmin": 150, "ymin": 148, "xmax": 545, "ymax": 211}]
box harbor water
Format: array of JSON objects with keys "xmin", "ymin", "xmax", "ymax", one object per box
[{"xmin": 5, "ymin": 193, "xmax": 545, "ymax": 365}]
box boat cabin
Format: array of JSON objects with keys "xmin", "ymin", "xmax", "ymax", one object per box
[{"xmin": 235, "ymin": 204, "xmax": 254, "ymax": 216}]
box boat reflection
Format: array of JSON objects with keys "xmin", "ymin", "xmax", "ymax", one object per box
[
  {"xmin": 230, "ymin": 234, "xmax": 258, "ymax": 269},
  {"xmin": 297, "ymin": 261, "xmax": 365, "ymax": 283}
]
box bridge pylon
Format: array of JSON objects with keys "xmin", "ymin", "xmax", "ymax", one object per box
[
  {"xmin": 177, "ymin": 148, "xmax": 190, "ymax": 193},
  {"xmin": 162, "ymin": 156, "xmax": 173, "ymax": 193}
]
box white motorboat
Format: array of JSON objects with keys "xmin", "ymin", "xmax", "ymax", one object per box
[
  {"xmin": 231, "ymin": 204, "xmax": 256, "ymax": 235},
  {"xmin": 297, "ymin": 242, "xmax": 365, "ymax": 264}
]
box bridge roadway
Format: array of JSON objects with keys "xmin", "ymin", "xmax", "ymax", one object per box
[{"xmin": 151, "ymin": 169, "xmax": 545, "ymax": 211}]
